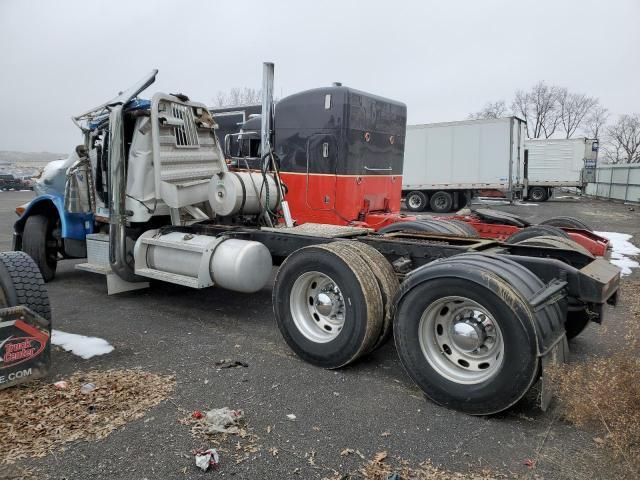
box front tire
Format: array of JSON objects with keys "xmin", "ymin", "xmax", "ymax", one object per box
[{"xmin": 22, "ymin": 215, "xmax": 58, "ymax": 282}]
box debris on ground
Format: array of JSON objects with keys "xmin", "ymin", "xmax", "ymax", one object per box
[
  {"xmin": 215, "ymin": 359, "xmax": 249, "ymax": 369},
  {"xmin": 80, "ymin": 382, "xmax": 96, "ymax": 394},
  {"xmin": 286, "ymin": 413, "xmax": 297, "ymax": 421},
  {"xmin": 50, "ymin": 330, "xmax": 114, "ymax": 359},
  {"xmin": 194, "ymin": 448, "xmax": 220, "ymax": 472},
  {"xmin": 549, "ymin": 279, "xmax": 640, "ymax": 476},
  {"xmin": 53, "ymin": 380, "xmax": 68, "ymax": 390},
  {"xmin": 321, "ymin": 451, "xmax": 502, "ymax": 480},
  {"xmin": 0, "ymin": 369, "xmax": 175, "ymax": 464},
  {"xmin": 181, "ymin": 406, "xmax": 261, "ymax": 466},
  {"xmin": 202, "ymin": 407, "xmax": 244, "ymax": 434}
]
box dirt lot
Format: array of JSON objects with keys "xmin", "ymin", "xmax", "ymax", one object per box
[{"xmin": 1, "ymin": 190, "xmax": 638, "ymax": 479}]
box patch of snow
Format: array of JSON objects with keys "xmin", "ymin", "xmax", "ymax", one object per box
[
  {"xmin": 51, "ymin": 330, "xmax": 114, "ymax": 359},
  {"xmin": 595, "ymin": 231, "xmax": 640, "ymax": 276}
]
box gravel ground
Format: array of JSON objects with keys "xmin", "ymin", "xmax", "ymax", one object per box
[{"xmin": 1, "ymin": 190, "xmax": 638, "ymax": 479}]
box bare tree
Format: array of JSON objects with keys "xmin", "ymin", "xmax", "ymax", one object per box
[
  {"xmin": 212, "ymin": 87, "xmax": 263, "ymax": 107},
  {"xmin": 606, "ymin": 114, "xmax": 640, "ymax": 163},
  {"xmin": 557, "ymin": 90, "xmax": 599, "ymax": 138},
  {"xmin": 583, "ymin": 105, "xmax": 609, "ymax": 139},
  {"xmin": 511, "ymin": 82, "xmax": 563, "ymax": 138},
  {"xmin": 468, "ymin": 100, "xmax": 509, "ymax": 120}
]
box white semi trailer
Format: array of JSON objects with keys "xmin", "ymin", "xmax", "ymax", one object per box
[
  {"xmin": 402, "ymin": 117, "xmax": 527, "ymax": 212},
  {"xmin": 523, "ymin": 137, "xmax": 599, "ymax": 202}
]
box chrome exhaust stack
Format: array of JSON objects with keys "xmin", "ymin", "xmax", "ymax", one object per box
[{"xmin": 260, "ymin": 62, "xmax": 294, "ymax": 227}]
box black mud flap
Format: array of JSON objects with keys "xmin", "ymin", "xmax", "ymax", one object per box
[
  {"xmin": 539, "ymin": 334, "xmax": 569, "ymax": 411},
  {"xmin": 0, "ymin": 306, "xmax": 51, "ymax": 390}
]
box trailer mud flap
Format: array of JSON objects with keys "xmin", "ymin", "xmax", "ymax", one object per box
[
  {"xmin": 0, "ymin": 306, "xmax": 51, "ymax": 390},
  {"xmin": 539, "ymin": 334, "xmax": 569, "ymax": 411}
]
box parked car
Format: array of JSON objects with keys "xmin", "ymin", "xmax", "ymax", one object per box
[{"xmin": 0, "ymin": 174, "xmax": 26, "ymax": 191}]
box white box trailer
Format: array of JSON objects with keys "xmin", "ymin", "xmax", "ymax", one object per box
[
  {"xmin": 523, "ymin": 137, "xmax": 598, "ymax": 202},
  {"xmin": 402, "ymin": 117, "xmax": 526, "ymax": 212}
]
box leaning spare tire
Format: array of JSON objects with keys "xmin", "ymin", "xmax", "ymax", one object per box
[{"xmin": 0, "ymin": 251, "xmax": 51, "ymax": 320}]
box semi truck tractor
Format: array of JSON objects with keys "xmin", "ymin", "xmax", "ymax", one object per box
[
  {"xmin": 12, "ymin": 64, "xmax": 620, "ymax": 415},
  {"xmin": 523, "ymin": 137, "xmax": 599, "ymax": 202},
  {"xmin": 401, "ymin": 117, "xmax": 527, "ymax": 212}
]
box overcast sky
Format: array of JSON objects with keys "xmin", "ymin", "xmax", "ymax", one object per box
[{"xmin": 1, "ymin": 0, "xmax": 638, "ymax": 153}]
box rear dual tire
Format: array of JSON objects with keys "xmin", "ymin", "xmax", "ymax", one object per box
[
  {"xmin": 273, "ymin": 243, "xmax": 390, "ymax": 369},
  {"xmin": 539, "ymin": 216, "xmax": 593, "ymax": 231},
  {"xmin": 394, "ymin": 253, "xmax": 562, "ymax": 415},
  {"xmin": 379, "ymin": 219, "xmax": 478, "ymax": 238}
]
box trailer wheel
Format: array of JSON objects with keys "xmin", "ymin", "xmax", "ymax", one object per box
[
  {"xmin": 539, "ymin": 216, "xmax": 593, "ymax": 232},
  {"xmin": 273, "ymin": 244, "xmax": 384, "ymax": 368},
  {"xmin": 405, "ymin": 191, "xmax": 428, "ymax": 212},
  {"xmin": 505, "ymin": 225, "xmax": 570, "ymax": 244},
  {"xmin": 528, "ymin": 187, "xmax": 549, "ymax": 202},
  {"xmin": 429, "ymin": 191, "xmax": 453, "ymax": 213},
  {"xmin": 513, "ymin": 235, "xmax": 593, "ymax": 258},
  {"xmin": 394, "ymin": 253, "xmax": 562, "ymax": 415},
  {"xmin": 22, "ymin": 214, "xmax": 58, "ymax": 282},
  {"xmin": 328, "ymin": 241, "xmax": 400, "ymax": 351},
  {"xmin": 0, "ymin": 251, "xmax": 51, "ymax": 321}
]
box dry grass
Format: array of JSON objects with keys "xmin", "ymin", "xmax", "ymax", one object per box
[
  {"xmin": 549, "ymin": 280, "xmax": 640, "ymax": 476},
  {"xmin": 0, "ymin": 369, "xmax": 175, "ymax": 465},
  {"xmin": 322, "ymin": 451, "xmax": 502, "ymax": 480}
]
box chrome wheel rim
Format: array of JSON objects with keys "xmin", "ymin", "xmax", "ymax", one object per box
[
  {"xmin": 290, "ymin": 271, "xmax": 346, "ymax": 343},
  {"xmin": 408, "ymin": 195, "xmax": 423, "ymax": 209},
  {"xmin": 418, "ymin": 296, "xmax": 504, "ymax": 384}
]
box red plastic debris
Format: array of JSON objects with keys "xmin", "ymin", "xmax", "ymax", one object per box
[{"xmin": 192, "ymin": 410, "xmax": 204, "ymax": 420}]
